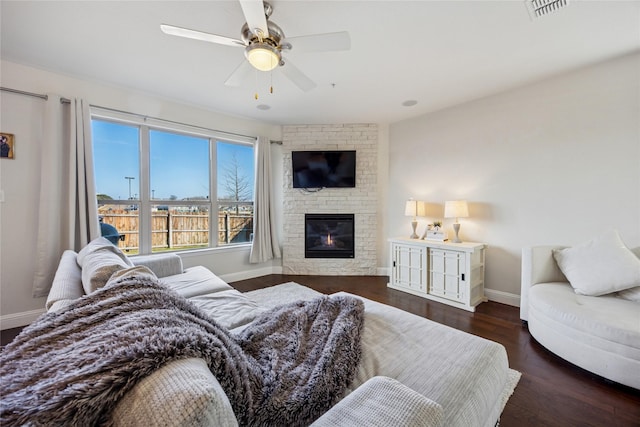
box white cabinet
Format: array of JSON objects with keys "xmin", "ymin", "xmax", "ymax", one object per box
[
  {"xmin": 389, "ymin": 241, "xmax": 427, "ymax": 293},
  {"xmin": 388, "ymin": 238, "xmax": 486, "ymax": 312}
]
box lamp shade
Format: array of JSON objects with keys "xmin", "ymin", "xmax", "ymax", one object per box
[
  {"xmin": 405, "ymin": 199, "xmax": 418, "ymax": 217},
  {"xmin": 405, "ymin": 200, "xmax": 427, "ymax": 217},
  {"xmin": 444, "ymin": 200, "xmax": 469, "ymax": 219}
]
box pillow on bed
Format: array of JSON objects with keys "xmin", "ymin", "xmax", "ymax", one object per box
[
  {"xmin": 552, "ymin": 230, "xmax": 640, "ymax": 296},
  {"xmin": 77, "ymin": 237, "xmax": 134, "ymax": 294}
]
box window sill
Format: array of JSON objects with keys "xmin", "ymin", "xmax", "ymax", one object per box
[
  {"xmin": 174, "ymin": 243, "xmax": 252, "ymax": 259},
  {"xmin": 128, "ymin": 243, "xmax": 252, "ymax": 260}
]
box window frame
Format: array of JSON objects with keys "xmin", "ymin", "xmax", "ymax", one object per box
[{"xmin": 91, "ymin": 107, "xmax": 256, "ymax": 255}]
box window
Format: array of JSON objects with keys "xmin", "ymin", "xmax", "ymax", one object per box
[{"xmin": 91, "ymin": 111, "xmax": 255, "ymax": 254}]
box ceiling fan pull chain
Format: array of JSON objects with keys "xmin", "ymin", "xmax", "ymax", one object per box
[{"xmin": 255, "ymin": 68, "xmax": 259, "ymax": 100}]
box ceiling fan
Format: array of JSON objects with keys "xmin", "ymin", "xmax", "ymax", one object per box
[{"xmin": 160, "ymin": 0, "xmax": 350, "ymax": 92}]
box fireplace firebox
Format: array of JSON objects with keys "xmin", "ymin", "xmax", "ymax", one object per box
[{"xmin": 305, "ymin": 214, "xmax": 355, "ymax": 259}]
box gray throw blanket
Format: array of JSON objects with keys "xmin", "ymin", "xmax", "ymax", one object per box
[{"xmin": 0, "ymin": 274, "xmax": 364, "ymax": 426}]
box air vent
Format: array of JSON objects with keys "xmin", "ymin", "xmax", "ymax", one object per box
[{"xmin": 526, "ymin": 0, "xmax": 569, "ymax": 18}]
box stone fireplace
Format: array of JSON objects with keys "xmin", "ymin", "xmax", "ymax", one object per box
[
  {"xmin": 282, "ymin": 124, "xmax": 378, "ymax": 275},
  {"xmin": 305, "ymin": 214, "xmax": 355, "ymax": 259}
]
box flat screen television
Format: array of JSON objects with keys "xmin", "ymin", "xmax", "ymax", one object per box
[{"xmin": 292, "ymin": 150, "xmax": 356, "ymax": 188}]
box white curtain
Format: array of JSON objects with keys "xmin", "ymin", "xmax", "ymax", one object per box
[
  {"xmin": 32, "ymin": 96, "xmax": 100, "ymax": 297},
  {"xmin": 250, "ymin": 136, "xmax": 281, "ymax": 264}
]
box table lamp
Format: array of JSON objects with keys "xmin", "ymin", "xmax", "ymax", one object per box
[
  {"xmin": 405, "ymin": 199, "xmax": 425, "ymax": 239},
  {"xmin": 444, "ymin": 200, "xmax": 469, "ymax": 243}
]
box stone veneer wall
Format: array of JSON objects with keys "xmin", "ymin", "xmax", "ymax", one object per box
[{"xmin": 282, "ymin": 124, "xmax": 378, "ymax": 275}]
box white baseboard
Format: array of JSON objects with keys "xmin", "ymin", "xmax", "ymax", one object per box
[
  {"xmin": 377, "ymin": 267, "xmax": 390, "ymax": 276},
  {"xmin": 220, "ymin": 265, "xmax": 283, "ymax": 283},
  {"xmin": 1, "ymin": 308, "xmax": 46, "ymax": 330},
  {"xmin": 484, "ymin": 289, "xmax": 521, "ymax": 307},
  {"xmin": 378, "ymin": 266, "xmax": 519, "ymax": 307}
]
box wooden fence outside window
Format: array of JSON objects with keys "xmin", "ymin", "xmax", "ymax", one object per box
[{"xmin": 99, "ymin": 209, "xmax": 253, "ymax": 253}]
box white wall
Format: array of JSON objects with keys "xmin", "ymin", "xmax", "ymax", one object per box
[
  {"xmin": 0, "ymin": 60, "xmax": 282, "ymax": 327},
  {"xmin": 387, "ymin": 52, "xmax": 640, "ymax": 304},
  {"xmin": 376, "ymin": 124, "xmax": 390, "ymax": 274}
]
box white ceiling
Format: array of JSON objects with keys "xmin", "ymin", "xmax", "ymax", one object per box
[{"xmin": 2, "ymin": 1, "xmax": 639, "ymax": 125}]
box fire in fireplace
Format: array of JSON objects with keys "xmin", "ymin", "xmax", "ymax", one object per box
[{"xmin": 305, "ymin": 214, "xmax": 355, "ymax": 259}]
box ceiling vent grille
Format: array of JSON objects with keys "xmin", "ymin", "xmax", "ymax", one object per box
[{"xmin": 526, "ymin": 0, "xmax": 569, "ymax": 18}]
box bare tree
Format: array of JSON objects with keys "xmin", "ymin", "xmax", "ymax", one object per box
[{"xmin": 221, "ymin": 152, "xmax": 251, "ymax": 214}]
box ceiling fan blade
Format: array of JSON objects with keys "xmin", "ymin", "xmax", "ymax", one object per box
[
  {"xmin": 239, "ymin": 0, "xmax": 269, "ymax": 38},
  {"xmin": 283, "ymin": 31, "xmax": 351, "ymax": 53},
  {"xmin": 280, "ymin": 59, "xmax": 317, "ymax": 92},
  {"xmin": 224, "ymin": 60, "xmax": 254, "ymax": 87},
  {"xmin": 160, "ymin": 24, "xmax": 244, "ymax": 47}
]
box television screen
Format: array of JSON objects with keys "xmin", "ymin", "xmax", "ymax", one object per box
[{"xmin": 292, "ymin": 150, "xmax": 356, "ymax": 188}]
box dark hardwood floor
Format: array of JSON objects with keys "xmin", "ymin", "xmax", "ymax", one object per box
[{"xmin": 2, "ymin": 274, "xmax": 638, "ymax": 426}]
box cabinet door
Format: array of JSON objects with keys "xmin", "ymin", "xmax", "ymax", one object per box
[
  {"xmin": 429, "ymin": 249, "xmax": 465, "ymax": 302},
  {"xmin": 391, "ymin": 243, "xmax": 427, "ymax": 292}
]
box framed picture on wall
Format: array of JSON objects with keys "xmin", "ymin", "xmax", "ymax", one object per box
[{"xmin": 1, "ymin": 133, "xmax": 15, "ymax": 159}]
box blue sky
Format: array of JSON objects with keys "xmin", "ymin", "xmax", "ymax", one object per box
[{"xmin": 92, "ymin": 120, "xmax": 254, "ymax": 201}]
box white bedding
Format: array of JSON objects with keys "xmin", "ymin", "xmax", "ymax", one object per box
[
  {"xmin": 338, "ymin": 292, "xmax": 509, "ymax": 427},
  {"xmin": 246, "ymin": 283, "xmax": 510, "ymax": 427}
]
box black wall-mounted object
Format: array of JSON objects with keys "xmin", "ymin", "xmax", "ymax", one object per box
[{"xmin": 292, "ymin": 150, "xmax": 356, "ymax": 188}]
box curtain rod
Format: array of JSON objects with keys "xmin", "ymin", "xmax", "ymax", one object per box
[
  {"xmin": 1, "ymin": 86, "xmax": 257, "ymax": 141},
  {"xmin": 1, "ymin": 86, "xmax": 70, "ymax": 103},
  {"xmin": 93, "ymin": 104, "xmax": 256, "ymax": 141}
]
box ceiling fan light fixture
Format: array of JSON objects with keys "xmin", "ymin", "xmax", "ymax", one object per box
[{"xmin": 245, "ymin": 43, "xmax": 281, "ymax": 71}]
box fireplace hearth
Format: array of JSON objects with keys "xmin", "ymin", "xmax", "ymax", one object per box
[{"xmin": 305, "ymin": 214, "xmax": 355, "ymax": 259}]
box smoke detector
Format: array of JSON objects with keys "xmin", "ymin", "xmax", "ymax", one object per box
[{"xmin": 526, "ymin": 0, "xmax": 570, "ymax": 19}]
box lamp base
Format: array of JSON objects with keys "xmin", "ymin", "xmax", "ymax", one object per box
[
  {"xmin": 452, "ymin": 223, "xmax": 462, "ymax": 243},
  {"xmin": 410, "ymin": 220, "xmax": 419, "ymax": 239}
]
